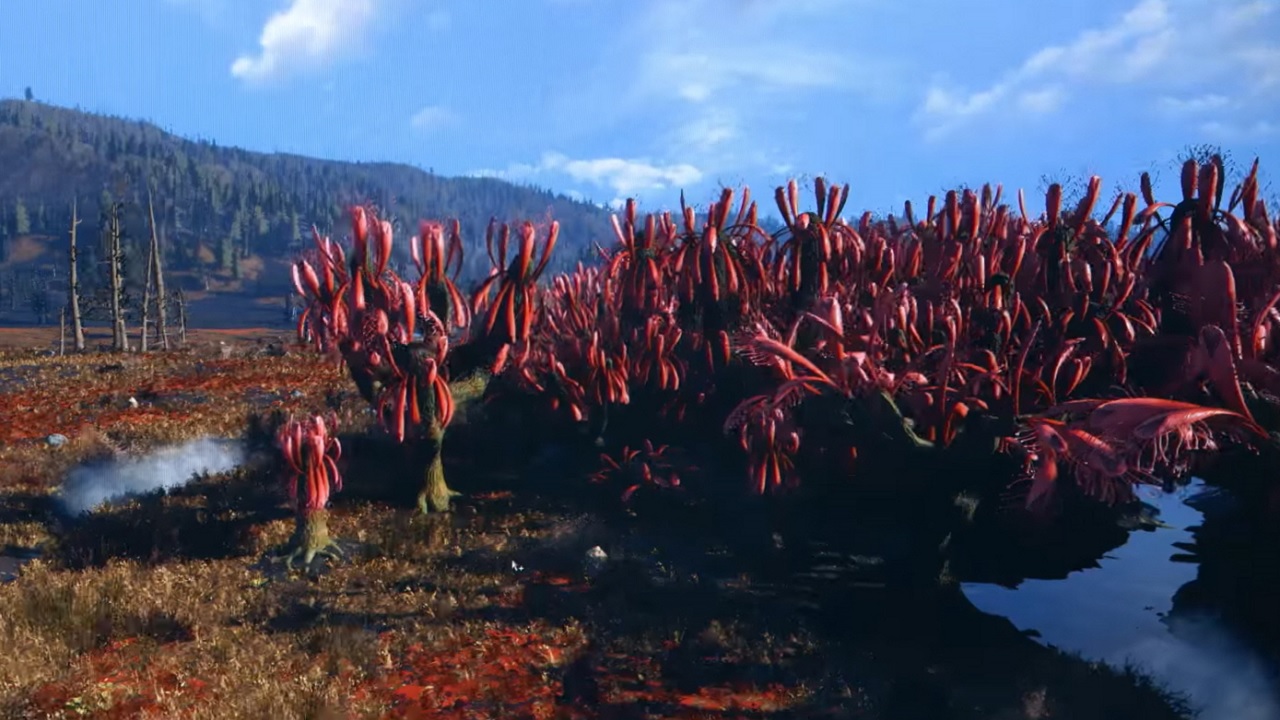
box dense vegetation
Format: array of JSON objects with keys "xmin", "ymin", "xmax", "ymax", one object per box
[{"xmin": 0, "ymin": 98, "xmax": 613, "ymax": 289}]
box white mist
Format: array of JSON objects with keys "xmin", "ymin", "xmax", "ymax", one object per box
[{"xmin": 56, "ymin": 437, "xmax": 246, "ymax": 516}]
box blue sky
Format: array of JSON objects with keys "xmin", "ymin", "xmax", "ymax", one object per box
[{"xmin": 1, "ymin": 0, "xmax": 1277, "ymax": 216}]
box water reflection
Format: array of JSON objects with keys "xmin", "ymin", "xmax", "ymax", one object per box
[{"xmin": 962, "ymin": 483, "xmax": 1278, "ymax": 720}]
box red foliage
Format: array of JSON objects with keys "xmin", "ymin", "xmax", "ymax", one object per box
[
  {"xmin": 288, "ymin": 158, "xmax": 1280, "ymax": 511},
  {"xmin": 27, "ymin": 639, "xmax": 210, "ymax": 719},
  {"xmin": 276, "ymin": 412, "xmax": 343, "ymax": 511},
  {"xmin": 359, "ymin": 625, "xmax": 584, "ymax": 720},
  {"xmin": 590, "ymin": 440, "xmax": 683, "ymax": 504},
  {"xmin": 0, "ymin": 355, "xmax": 344, "ymax": 446}
]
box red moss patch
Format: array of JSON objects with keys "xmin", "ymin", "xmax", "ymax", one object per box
[
  {"xmin": 27, "ymin": 639, "xmax": 210, "ymax": 719},
  {"xmin": 359, "ymin": 625, "xmax": 587, "ymax": 719}
]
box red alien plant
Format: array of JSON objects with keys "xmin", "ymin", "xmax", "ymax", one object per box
[
  {"xmin": 276, "ymin": 413, "xmax": 344, "ymax": 568},
  {"xmin": 590, "ymin": 440, "xmax": 683, "ymax": 504},
  {"xmin": 1017, "ymin": 397, "xmax": 1266, "ymax": 509},
  {"xmin": 293, "ymin": 207, "xmax": 562, "ymax": 514},
  {"xmin": 293, "ymin": 208, "xmax": 464, "ymax": 513}
]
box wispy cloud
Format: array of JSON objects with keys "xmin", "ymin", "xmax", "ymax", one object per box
[
  {"xmin": 670, "ymin": 109, "xmax": 739, "ymax": 153},
  {"xmin": 914, "ymin": 0, "xmax": 1280, "ymax": 141},
  {"xmin": 230, "ymin": 0, "xmax": 380, "ymax": 84},
  {"xmin": 410, "ymin": 105, "xmax": 457, "ymax": 131},
  {"xmin": 1156, "ymin": 93, "xmax": 1232, "ymax": 117},
  {"xmin": 521, "ymin": 0, "xmax": 890, "ymax": 201},
  {"xmin": 629, "ymin": 0, "xmax": 892, "ymax": 175},
  {"xmin": 473, "ymin": 151, "xmax": 703, "ymax": 204}
]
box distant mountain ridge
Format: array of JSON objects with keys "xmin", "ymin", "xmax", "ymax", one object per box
[{"xmin": 0, "ymin": 98, "xmax": 612, "ymax": 279}]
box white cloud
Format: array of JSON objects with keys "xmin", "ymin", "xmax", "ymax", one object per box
[
  {"xmin": 472, "ymin": 151, "xmax": 703, "ymax": 199},
  {"xmin": 672, "ymin": 110, "xmax": 739, "ymax": 152},
  {"xmin": 914, "ymin": 0, "xmax": 1280, "ymax": 140},
  {"xmin": 1156, "ymin": 93, "xmax": 1231, "ymax": 117},
  {"xmin": 230, "ymin": 0, "xmax": 379, "ymax": 84},
  {"xmin": 1016, "ymin": 86, "xmax": 1067, "ymax": 114},
  {"xmin": 409, "ymin": 105, "xmax": 457, "ymax": 131},
  {"xmin": 540, "ymin": 0, "xmax": 889, "ymax": 187},
  {"xmin": 630, "ymin": 1, "xmax": 892, "ymax": 107}
]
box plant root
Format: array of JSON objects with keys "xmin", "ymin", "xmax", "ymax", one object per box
[{"xmin": 276, "ymin": 508, "xmax": 344, "ymax": 571}]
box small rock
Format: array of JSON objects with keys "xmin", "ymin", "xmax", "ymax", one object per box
[
  {"xmin": 290, "ymin": 389, "xmax": 305, "ymax": 399},
  {"xmin": 127, "ymin": 397, "xmax": 139, "ymax": 409},
  {"xmin": 584, "ymin": 545, "xmax": 609, "ymax": 577},
  {"xmin": 46, "ymin": 433, "xmax": 68, "ymax": 448}
]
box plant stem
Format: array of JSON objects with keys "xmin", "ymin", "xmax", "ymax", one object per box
[
  {"xmin": 285, "ymin": 507, "xmax": 342, "ymax": 568},
  {"xmin": 418, "ymin": 423, "xmax": 459, "ymax": 513}
]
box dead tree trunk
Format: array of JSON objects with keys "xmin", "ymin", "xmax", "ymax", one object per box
[
  {"xmin": 140, "ymin": 240, "xmax": 154, "ymax": 353},
  {"xmin": 175, "ymin": 289, "xmax": 188, "ymax": 345},
  {"xmin": 106, "ymin": 202, "xmax": 129, "ymax": 352},
  {"xmin": 146, "ymin": 187, "xmax": 169, "ymax": 350},
  {"xmin": 67, "ymin": 198, "xmax": 86, "ymax": 351},
  {"xmin": 59, "ymin": 305, "xmax": 66, "ymax": 356}
]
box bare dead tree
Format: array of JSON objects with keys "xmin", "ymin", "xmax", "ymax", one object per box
[
  {"xmin": 146, "ymin": 186, "xmax": 169, "ymax": 350},
  {"xmin": 174, "ymin": 288, "xmax": 188, "ymax": 345},
  {"xmin": 140, "ymin": 238, "xmax": 154, "ymax": 352},
  {"xmin": 105, "ymin": 202, "xmax": 130, "ymax": 352},
  {"xmin": 59, "ymin": 305, "xmax": 66, "ymax": 356},
  {"xmin": 67, "ymin": 198, "xmax": 85, "ymax": 352}
]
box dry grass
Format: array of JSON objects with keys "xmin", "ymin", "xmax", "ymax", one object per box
[
  {"xmin": 0, "ymin": 505, "xmax": 595, "ymax": 719},
  {"xmin": 0, "ymin": 347, "xmax": 1198, "ymax": 720}
]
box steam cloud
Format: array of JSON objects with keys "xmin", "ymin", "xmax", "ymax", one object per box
[
  {"xmin": 56, "ymin": 437, "xmax": 246, "ymax": 516},
  {"xmin": 1118, "ymin": 613, "xmax": 1280, "ymax": 720}
]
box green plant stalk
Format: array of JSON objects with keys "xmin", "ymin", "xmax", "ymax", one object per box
[
  {"xmin": 416, "ymin": 369, "xmax": 489, "ymax": 513},
  {"xmin": 284, "ymin": 506, "xmax": 342, "ymax": 568}
]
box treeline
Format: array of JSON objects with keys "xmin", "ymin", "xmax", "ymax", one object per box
[
  {"xmin": 0, "ymin": 191, "xmax": 190, "ymax": 350},
  {"xmin": 0, "ymin": 98, "xmax": 612, "ymax": 279},
  {"xmin": 0, "ymin": 186, "xmax": 193, "ymax": 335}
]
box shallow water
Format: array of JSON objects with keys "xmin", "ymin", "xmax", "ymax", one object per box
[{"xmin": 962, "ymin": 482, "xmax": 1279, "ymax": 720}]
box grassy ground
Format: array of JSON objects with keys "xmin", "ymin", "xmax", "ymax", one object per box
[{"xmin": 0, "ymin": 345, "xmax": 1198, "ymax": 719}]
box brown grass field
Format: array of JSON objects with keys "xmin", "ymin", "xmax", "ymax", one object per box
[{"xmin": 0, "ymin": 340, "xmax": 1196, "ymax": 719}]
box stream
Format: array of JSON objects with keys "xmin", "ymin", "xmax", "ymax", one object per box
[{"xmin": 962, "ymin": 481, "xmax": 1280, "ymax": 720}]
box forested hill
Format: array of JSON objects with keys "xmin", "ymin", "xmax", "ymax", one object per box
[{"xmin": 0, "ymin": 98, "xmax": 613, "ymax": 281}]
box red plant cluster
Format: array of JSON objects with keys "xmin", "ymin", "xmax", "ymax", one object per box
[
  {"xmin": 277, "ymin": 412, "xmax": 343, "ymax": 513},
  {"xmin": 292, "ymin": 156, "xmax": 1280, "ymax": 511},
  {"xmin": 291, "ymin": 205, "xmax": 568, "ymax": 512},
  {"xmin": 590, "ymin": 440, "xmax": 683, "ymax": 504},
  {"xmin": 275, "ymin": 412, "xmax": 346, "ymax": 567}
]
